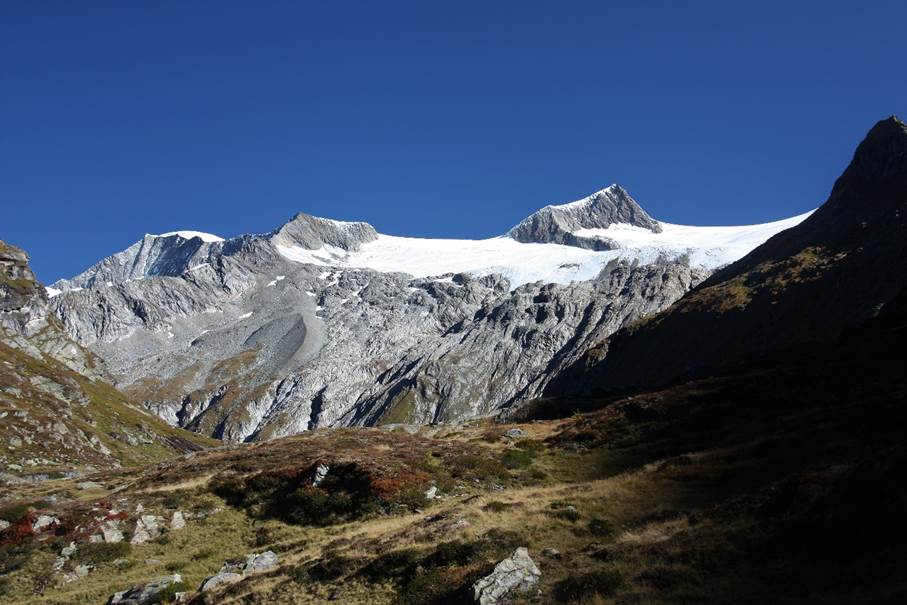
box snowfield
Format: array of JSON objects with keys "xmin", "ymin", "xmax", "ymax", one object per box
[
  {"xmin": 276, "ymin": 211, "xmax": 813, "ymax": 289},
  {"xmin": 154, "ymin": 230, "xmax": 224, "ymax": 242}
]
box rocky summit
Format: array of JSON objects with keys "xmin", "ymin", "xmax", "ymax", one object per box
[{"xmin": 45, "ymin": 185, "xmax": 805, "ymax": 442}]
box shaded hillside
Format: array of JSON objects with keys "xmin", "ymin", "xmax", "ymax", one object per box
[
  {"xmin": 546, "ymin": 116, "xmax": 907, "ymax": 395},
  {"xmin": 0, "ymin": 240, "xmax": 216, "ymax": 481},
  {"xmin": 2, "ymin": 283, "xmax": 905, "ymax": 604}
]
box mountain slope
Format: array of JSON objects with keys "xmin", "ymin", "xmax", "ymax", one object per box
[
  {"xmin": 545, "ymin": 115, "xmax": 907, "ymax": 396},
  {"xmin": 46, "ymin": 186, "xmax": 806, "ymax": 442},
  {"xmin": 0, "ymin": 240, "xmax": 216, "ymax": 481}
]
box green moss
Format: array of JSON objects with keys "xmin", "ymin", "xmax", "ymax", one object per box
[{"xmin": 379, "ymin": 389, "xmax": 417, "ymax": 425}]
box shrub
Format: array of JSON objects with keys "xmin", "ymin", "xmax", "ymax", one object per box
[
  {"xmin": 72, "ymin": 541, "xmax": 131, "ymax": 566},
  {"xmin": 0, "ymin": 501, "xmax": 40, "ymax": 523},
  {"xmin": 483, "ymin": 501, "xmax": 512, "ymax": 513},
  {"xmin": 500, "ymin": 448, "xmax": 535, "ymax": 469},
  {"xmin": 588, "ymin": 518, "xmax": 615, "ymax": 536},
  {"xmin": 548, "ymin": 502, "xmax": 581, "ymax": 522},
  {"xmin": 149, "ymin": 580, "xmax": 188, "ymax": 604},
  {"xmin": 554, "ymin": 570, "xmax": 624, "ymax": 601},
  {"xmin": 297, "ymin": 554, "xmax": 358, "ymax": 582},
  {"xmin": 358, "ymin": 548, "xmax": 422, "ymax": 582},
  {"xmin": 447, "ymin": 454, "xmax": 508, "ymax": 481}
]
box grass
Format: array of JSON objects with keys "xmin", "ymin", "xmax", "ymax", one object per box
[{"xmin": 3, "ymin": 323, "xmax": 905, "ymax": 605}]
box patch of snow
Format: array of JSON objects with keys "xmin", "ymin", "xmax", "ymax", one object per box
[
  {"xmin": 237, "ymin": 312, "xmax": 253, "ymax": 320},
  {"xmin": 154, "ymin": 230, "xmax": 224, "ymax": 242},
  {"xmin": 266, "ymin": 275, "xmax": 286, "ymax": 287},
  {"xmin": 573, "ymin": 211, "xmax": 814, "ymax": 268},
  {"xmin": 187, "ymin": 263, "xmax": 210, "ymax": 272},
  {"xmin": 45, "ymin": 287, "xmax": 62, "ymax": 298},
  {"xmin": 305, "ymin": 290, "xmax": 316, "ymax": 297},
  {"xmin": 105, "ymin": 281, "xmax": 113, "ymax": 287},
  {"xmin": 275, "ymin": 211, "xmax": 813, "ymax": 290}
]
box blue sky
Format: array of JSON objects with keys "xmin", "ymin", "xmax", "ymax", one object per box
[{"xmin": 2, "ymin": 2, "xmax": 905, "ymax": 283}]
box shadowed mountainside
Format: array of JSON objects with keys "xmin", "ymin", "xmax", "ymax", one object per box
[{"xmin": 545, "ymin": 116, "xmax": 907, "ymax": 396}]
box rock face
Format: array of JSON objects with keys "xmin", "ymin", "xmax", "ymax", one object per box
[
  {"xmin": 0, "ymin": 241, "xmax": 43, "ymax": 315},
  {"xmin": 200, "ymin": 551, "xmax": 278, "ymax": 592},
  {"xmin": 53, "ymin": 233, "xmax": 224, "ymax": 291},
  {"xmin": 130, "ymin": 515, "xmax": 162, "ymax": 544},
  {"xmin": 508, "ymin": 184, "xmax": 661, "ymax": 249},
  {"xmin": 472, "ymin": 547, "xmax": 541, "ymax": 604},
  {"xmin": 108, "ymin": 574, "xmax": 182, "ymax": 605},
  {"xmin": 46, "ymin": 186, "xmax": 803, "ymax": 442},
  {"xmin": 0, "ymin": 240, "xmax": 211, "ymax": 475},
  {"xmin": 547, "ymin": 116, "xmax": 907, "ymax": 396}
]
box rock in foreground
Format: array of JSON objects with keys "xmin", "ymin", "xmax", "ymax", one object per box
[
  {"xmin": 108, "ymin": 574, "xmax": 183, "ymax": 605},
  {"xmin": 472, "ymin": 547, "xmax": 541, "ymax": 604}
]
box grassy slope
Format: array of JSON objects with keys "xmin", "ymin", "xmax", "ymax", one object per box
[
  {"xmin": 3, "ymin": 304, "xmax": 904, "ymax": 605},
  {"xmin": 0, "ymin": 335, "xmax": 218, "ymax": 474}
]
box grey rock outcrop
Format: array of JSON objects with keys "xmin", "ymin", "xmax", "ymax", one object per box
[
  {"xmin": 170, "ymin": 511, "xmax": 186, "ymax": 530},
  {"xmin": 200, "ymin": 551, "xmax": 278, "ymax": 592},
  {"xmin": 508, "ymin": 184, "xmax": 661, "ymax": 249},
  {"xmin": 200, "ymin": 571, "xmax": 243, "ymax": 592},
  {"xmin": 54, "ymin": 233, "xmax": 224, "ymax": 291},
  {"xmin": 108, "ymin": 574, "xmax": 183, "ymax": 605},
  {"xmin": 130, "ymin": 515, "xmax": 162, "ymax": 544},
  {"xmin": 270, "ymin": 213, "xmax": 378, "ymax": 251},
  {"xmin": 243, "ymin": 550, "xmax": 278, "ymax": 572},
  {"xmin": 472, "ymin": 547, "xmax": 541, "ymax": 604}
]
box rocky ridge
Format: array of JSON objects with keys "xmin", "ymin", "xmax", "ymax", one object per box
[
  {"xmin": 0, "ymin": 240, "xmax": 214, "ymax": 479},
  {"xmin": 46, "ymin": 185, "xmax": 799, "ymax": 442},
  {"xmin": 545, "ymin": 116, "xmax": 907, "ymax": 396}
]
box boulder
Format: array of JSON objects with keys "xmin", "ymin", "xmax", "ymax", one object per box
[
  {"xmin": 244, "ymin": 550, "xmax": 278, "ymax": 572},
  {"xmin": 199, "ymin": 571, "xmax": 243, "ymax": 592},
  {"xmin": 130, "ymin": 515, "xmax": 161, "ymax": 544},
  {"xmin": 504, "ymin": 428, "xmax": 527, "ymax": 439},
  {"xmin": 200, "ymin": 551, "xmax": 279, "ymax": 593},
  {"xmin": 33, "ymin": 514, "xmax": 59, "ymax": 531},
  {"xmin": 313, "ymin": 463, "xmax": 329, "ymax": 486},
  {"xmin": 170, "ymin": 511, "xmax": 186, "ymax": 530},
  {"xmin": 472, "ymin": 547, "xmax": 541, "ymax": 605},
  {"xmin": 108, "ymin": 574, "xmax": 182, "ymax": 605},
  {"xmin": 102, "ymin": 520, "xmax": 124, "ymax": 543}
]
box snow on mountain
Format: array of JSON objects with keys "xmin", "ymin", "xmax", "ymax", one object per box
[
  {"xmin": 573, "ymin": 210, "xmax": 815, "ymax": 269},
  {"xmin": 275, "ymin": 209, "xmax": 814, "ymax": 289},
  {"xmin": 53, "ymin": 185, "xmax": 811, "ymax": 293},
  {"xmin": 155, "ymin": 230, "xmax": 225, "ymax": 242}
]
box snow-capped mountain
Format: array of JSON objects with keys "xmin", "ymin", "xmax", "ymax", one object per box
[
  {"xmin": 47, "ymin": 185, "xmax": 809, "ymax": 441},
  {"xmin": 274, "ymin": 185, "xmax": 811, "ymax": 288}
]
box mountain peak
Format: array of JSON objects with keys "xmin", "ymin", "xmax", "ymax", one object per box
[
  {"xmin": 270, "ymin": 212, "xmax": 378, "ymax": 252},
  {"xmin": 508, "ymin": 184, "xmax": 661, "ymax": 249},
  {"xmin": 839, "ymin": 114, "xmax": 907, "ymax": 185}
]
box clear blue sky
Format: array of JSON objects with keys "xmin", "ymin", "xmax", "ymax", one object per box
[{"xmin": 2, "ymin": 2, "xmax": 905, "ymax": 283}]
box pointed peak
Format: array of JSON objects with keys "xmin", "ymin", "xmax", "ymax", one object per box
[
  {"xmin": 271, "ymin": 212, "xmax": 378, "ymax": 252},
  {"xmin": 508, "ymin": 183, "xmax": 660, "ymax": 246},
  {"xmin": 836, "ymin": 114, "xmax": 907, "ymax": 187},
  {"xmin": 548, "ymin": 184, "xmax": 625, "ymax": 211}
]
